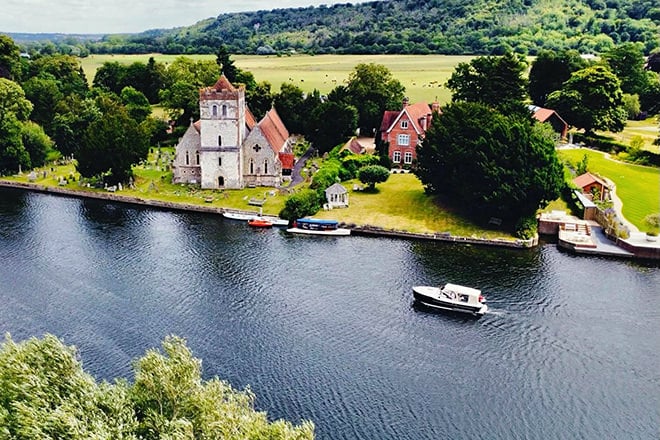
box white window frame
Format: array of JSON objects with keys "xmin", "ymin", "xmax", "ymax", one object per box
[
  {"xmin": 404, "ymin": 151, "xmax": 413, "ymax": 164},
  {"xmin": 400, "ymin": 120, "xmax": 408, "ymax": 129},
  {"xmin": 397, "ymin": 134, "xmax": 410, "ymax": 146},
  {"xmin": 392, "ymin": 151, "xmax": 401, "ymax": 163}
]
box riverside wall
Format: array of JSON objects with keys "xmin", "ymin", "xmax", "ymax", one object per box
[{"xmin": 0, "ymin": 180, "xmax": 535, "ymax": 249}]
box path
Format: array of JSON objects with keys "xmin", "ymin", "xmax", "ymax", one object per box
[{"xmin": 290, "ymin": 146, "xmax": 315, "ymax": 187}]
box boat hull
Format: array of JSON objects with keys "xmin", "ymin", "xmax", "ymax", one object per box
[
  {"xmin": 286, "ymin": 227, "xmax": 351, "ymax": 236},
  {"xmin": 412, "ymin": 286, "xmax": 487, "ymax": 316}
]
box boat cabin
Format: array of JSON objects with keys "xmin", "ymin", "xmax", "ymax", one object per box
[
  {"xmin": 441, "ymin": 283, "xmax": 484, "ymax": 304},
  {"xmin": 294, "ymin": 218, "xmax": 340, "ymax": 231}
]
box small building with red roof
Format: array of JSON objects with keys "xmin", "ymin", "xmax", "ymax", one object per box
[
  {"xmin": 172, "ymin": 75, "xmax": 294, "ymax": 189},
  {"xmin": 573, "ymin": 172, "xmax": 609, "ymax": 201},
  {"xmin": 379, "ymin": 98, "xmax": 439, "ymax": 167},
  {"xmin": 528, "ymin": 105, "xmax": 569, "ymax": 140}
]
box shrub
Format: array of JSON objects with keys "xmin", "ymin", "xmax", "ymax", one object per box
[{"xmin": 515, "ymin": 215, "xmax": 538, "ymax": 240}]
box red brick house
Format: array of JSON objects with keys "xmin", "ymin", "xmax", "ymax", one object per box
[{"xmin": 379, "ymin": 98, "xmax": 440, "ymax": 167}]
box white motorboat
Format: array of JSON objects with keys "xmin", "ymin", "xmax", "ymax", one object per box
[
  {"xmin": 412, "ymin": 283, "xmax": 488, "ymax": 316},
  {"xmin": 223, "ymin": 211, "xmax": 288, "ymax": 226}
]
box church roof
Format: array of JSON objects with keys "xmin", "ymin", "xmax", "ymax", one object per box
[
  {"xmin": 245, "ymin": 107, "xmax": 257, "ymax": 130},
  {"xmin": 258, "ymin": 108, "xmax": 290, "ymax": 153},
  {"xmin": 213, "ymin": 75, "xmax": 237, "ymax": 92},
  {"xmin": 279, "ymin": 152, "xmax": 294, "ymax": 169},
  {"xmin": 178, "ymin": 121, "xmax": 201, "ymax": 150}
]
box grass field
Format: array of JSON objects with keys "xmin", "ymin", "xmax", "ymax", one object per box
[
  {"xmin": 80, "ymin": 53, "xmax": 474, "ymax": 104},
  {"xmin": 558, "ymin": 148, "xmax": 660, "ymax": 231},
  {"xmin": 596, "ymin": 117, "xmax": 660, "ymax": 153}
]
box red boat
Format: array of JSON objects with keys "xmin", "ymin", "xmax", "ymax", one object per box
[{"xmin": 248, "ymin": 218, "xmax": 273, "ymax": 228}]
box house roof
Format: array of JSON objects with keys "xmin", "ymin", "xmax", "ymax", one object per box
[
  {"xmin": 279, "ymin": 152, "xmax": 294, "ymax": 169},
  {"xmin": 325, "ymin": 182, "xmax": 348, "ymax": 195},
  {"xmin": 381, "ymin": 102, "xmax": 432, "ymax": 135},
  {"xmin": 573, "ymin": 172, "xmax": 607, "ymax": 189},
  {"xmin": 258, "ymin": 108, "xmax": 290, "ymax": 153},
  {"xmin": 380, "ymin": 111, "xmax": 399, "ymax": 132},
  {"xmin": 245, "ymin": 107, "xmax": 257, "ymax": 130},
  {"xmin": 528, "ymin": 105, "xmax": 568, "ymax": 126},
  {"xmin": 341, "ymin": 137, "xmax": 365, "ymax": 155}
]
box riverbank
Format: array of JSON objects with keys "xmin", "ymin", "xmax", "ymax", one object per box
[{"xmin": 0, "ymin": 180, "xmax": 536, "ymax": 249}]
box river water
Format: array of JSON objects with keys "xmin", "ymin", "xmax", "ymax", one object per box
[{"xmin": 1, "ymin": 187, "xmax": 658, "ymax": 440}]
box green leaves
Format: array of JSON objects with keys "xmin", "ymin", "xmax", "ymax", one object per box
[{"xmin": 0, "ymin": 334, "xmax": 315, "ymax": 440}]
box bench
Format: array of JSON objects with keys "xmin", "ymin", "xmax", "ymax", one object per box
[
  {"xmin": 488, "ymin": 217, "xmax": 502, "ymax": 226},
  {"xmin": 248, "ymin": 198, "xmax": 266, "ymax": 206}
]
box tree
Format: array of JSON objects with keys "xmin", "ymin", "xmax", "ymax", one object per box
[
  {"xmin": 446, "ymin": 52, "xmax": 528, "ymax": 111},
  {"xmin": 158, "ymin": 79, "xmax": 200, "ymax": 126},
  {"xmin": 120, "ymin": 86, "xmax": 151, "ymax": 123},
  {"xmin": 621, "ymin": 93, "xmax": 641, "ymax": 119},
  {"xmin": 528, "ymin": 49, "xmax": 588, "ymax": 106},
  {"xmin": 0, "ymin": 34, "xmax": 21, "ymax": 80},
  {"xmin": 279, "ymin": 189, "xmax": 322, "ymax": 222},
  {"xmin": 0, "ymin": 79, "xmax": 33, "ymax": 173},
  {"xmin": 546, "ymin": 65, "xmax": 627, "ymax": 134},
  {"xmin": 77, "ymin": 98, "xmax": 148, "ymax": 184},
  {"xmin": 0, "ymin": 334, "xmax": 314, "ymax": 439},
  {"xmin": 27, "ymin": 55, "xmax": 88, "ymax": 98},
  {"xmin": 307, "ymin": 101, "xmax": 358, "ymax": 154},
  {"xmin": 0, "ymin": 78, "xmax": 32, "ymax": 124},
  {"xmin": 601, "ymin": 43, "xmax": 651, "ymax": 96},
  {"xmin": 51, "ymin": 96, "xmax": 102, "ymax": 157},
  {"xmin": 345, "ymin": 63, "xmax": 405, "ymax": 135},
  {"xmin": 247, "ymin": 81, "xmax": 273, "ymax": 120},
  {"xmin": 21, "ymin": 74, "xmax": 63, "ymax": 133},
  {"xmin": 273, "ymin": 82, "xmax": 306, "ymax": 134},
  {"xmin": 216, "ymin": 45, "xmax": 238, "ymax": 82},
  {"xmin": 21, "ymin": 121, "xmax": 55, "ymax": 168},
  {"xmin": 415, "ymin": 101, "xmax": 564, "ymax": 222},
  {"xmin": 357, "ymin": 164, "xmax": 390, "ymax": 190}
]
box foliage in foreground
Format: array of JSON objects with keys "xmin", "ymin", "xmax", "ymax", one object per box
[{"xmin": 0, "ymin": 334, "xmax": 315, "ymax": 440}]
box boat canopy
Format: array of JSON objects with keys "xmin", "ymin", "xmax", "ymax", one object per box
[
  {"xmin": 296, "ymin": 218, "xmax": 338, "ymax": 225},
  {"xmin": 443, "ymin": 283, "xmax": 482, "ymax": 297}
]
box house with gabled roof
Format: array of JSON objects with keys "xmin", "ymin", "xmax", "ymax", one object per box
[
  {"xmin": 528, "ymin": 105, "xmax": 569, "ymax": 140},
  {"xmin": 573, "ymin": 172, "xmax": 609, "ymax": 201},
  {"xmin": 379, "ymin": 98, "xmax": 440, "ymax": 167},
  {"xmin": 172, "ymin": 75, "xmax": 294, "ymax": 189}
]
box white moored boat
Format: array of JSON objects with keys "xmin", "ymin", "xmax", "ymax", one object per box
[
  {"xmin": 286, "ymin": 218, "xmax": 351, "ymax": 236},
  {"xmin": 412, "ymin": 283, "xmax": 488, "ymax": 317}
]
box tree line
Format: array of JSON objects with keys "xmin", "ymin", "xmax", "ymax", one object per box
[{"xmin": 13, "ymin": 0, "xmax": 660, "ymax": 58}]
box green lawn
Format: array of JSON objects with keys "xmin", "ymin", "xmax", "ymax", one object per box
[
  {"xmin": 80, "ymin": 53, "xmax": 474, "ymax": 105},
  {"xmin": 558, "ymin": 148, "xmax": 660, "ymax": 230},
  {"xmin": 595, "ymin": 116, "xmax": 660, "ymax": 153},
  {"xmin": 312, "ymin": 173, "xmax": 514, "ymax": 239}
]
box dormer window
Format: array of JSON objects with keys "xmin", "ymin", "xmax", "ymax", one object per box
[{"xmin": 401, "ymin": 120, "xmax": 408, "ymax": 129}]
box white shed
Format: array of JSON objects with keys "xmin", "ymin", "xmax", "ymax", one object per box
[{"xmin": 325, "ymin": 183, "xmax": 349, "ymax": 208}]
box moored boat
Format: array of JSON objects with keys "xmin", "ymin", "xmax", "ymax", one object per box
[
  {"xmin": 286, "ymin": 218, "xmax": 351, "ymax": 236},
  {"xmin": 248, "ymin": 218, "xmax": 273, "ymax": 228},
  {"xmin": 412, "ymin": 283, "xmax": 487, "ymax": 316}
]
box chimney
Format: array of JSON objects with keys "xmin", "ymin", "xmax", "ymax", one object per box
[{"xmin": 402, "ymin": 97, "xmax": 409, "ymax": 109}]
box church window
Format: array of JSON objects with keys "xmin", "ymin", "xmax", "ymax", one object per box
[
  {"xmin": 264, "ymin": 159, "xmax": 268, "ymax": 174},
  {"xmin": 253, "ymin": 144, "xmax": 261, "ymax": 152},
  {"xmin": 218, "ymin": 157, "xmax": 222, "ymax": 166},
  {"xmin": 250, "ymin": 159, "xmax": 254, "ymax": 174},
  {"xmin": 218, "ymin": 135, "xmax": 222, "ymax": 146},
  {"xmin": 222, "ymin": 105, "xmax": 227, "ymax": 117},
  {"xmin": 196, "ymin": 152, "xmax": 199, "ymax": 165},
  {"xmin": 185, "ymin": 151, "xmax": 189, "ymax": 165},
  {"xmin": 218, "ymin": 176, "xmax": 224, "ymax": 186},
  {"xmin": 212, "ymin": 105, "xmax": 218, "ymax": 116}
]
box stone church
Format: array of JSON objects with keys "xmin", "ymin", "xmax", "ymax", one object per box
[{"xmin": 172, "ymin": 75, "xmax": 294, "ymax": 189}]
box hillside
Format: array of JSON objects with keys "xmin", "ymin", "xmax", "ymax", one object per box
[{"xmin": 81, "ymin": 0, "xmax": 660, "ymax": 56}]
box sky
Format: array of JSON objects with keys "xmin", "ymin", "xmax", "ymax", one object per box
[{"xmin": 1, "ymin": 0, "xmax": 369, "ymax": 35}]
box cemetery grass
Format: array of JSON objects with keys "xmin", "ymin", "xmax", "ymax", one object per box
[{"xmin": 558, "ymin": 148, "xmax": 660, "ymax": 230}]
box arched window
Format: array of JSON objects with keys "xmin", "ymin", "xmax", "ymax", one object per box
[
  {"xmin": 250, "ymin": 159, "xmax": 254, "ymax": 174},
  {"xmin": 185, "ymin": 151, "xmax": 189, "ymax": 165},
  {"xmin": 212, "ymin": 105, "xmax": 218, "ymax": 116},
  {"xmin": 218, "ymin": 176, "xmax": 224, "ymax": 187},
  {"xmin": 264, "ymin": 159, "xmax": 268, "ymax": 174},
  {"xmin": 196, "ymin": 151, "xmax": 199, "ymax": 165},
  {"xmin": 218, "ymin": 157, "xmax": 222, "ymax": 166},
  {"xmin": 221, "ymin": 105, "xmax": 227, "ymax": 117},
  {"xmin": 218, "ymin": 135, "xmax": 222, "ymax": 146}
]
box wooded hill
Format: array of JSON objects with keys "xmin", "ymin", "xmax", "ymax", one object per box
[{"xmin": 83, "ymin": 0, "xmax": 660, "ymax": 56}]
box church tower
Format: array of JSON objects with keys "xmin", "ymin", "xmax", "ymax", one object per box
[{"xmin": 198, "ymin": 75, "xmax": 246, "ymax": 189}]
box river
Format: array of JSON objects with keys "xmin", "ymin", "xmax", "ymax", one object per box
[{"xmin": 1, "ymin": 187, "xmax": 658, "ymax": 440}]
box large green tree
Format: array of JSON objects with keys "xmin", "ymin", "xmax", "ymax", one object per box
[
  {"xmin": 77, "ymin": 98, "xmax": 149, "ymax": 184},
  {"xmin": 546, "ymin": 65, "xmax": 627, "ymax": 134},
  {"xmin": 357, "ymin": 164, "xmax": 390, "ymax": 190},
  {"xmin": 601, "ymin": 43, "xmax": 652, "ymax": 97},
  {"xmin": 0, "ymin": 34, "xmax": 21, "ymax": 80},
  {"xmin": 273, "ymin": 82, "xmax": 306, "ymax": 135},
  {"xmin": 345, "ymin": 63, "xmax": 405, "ymax": 135},
  {"xmin": 446, "ymin": 52, "xmax": 528, "ymax": 111},
  {"xmin": 0, "ymin": 79, "xmax": 33, "ymax": 173},
  {"xmin": 307, "ymin": 100, "xmax": 358, "ymax": 154},
  {"xmin": 415, "ymin": 101, "xmax": 564, "ymax": 222},
  {"xmin": 528, "ymin": 49, "xmax": 588, "ymax": 107}
]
